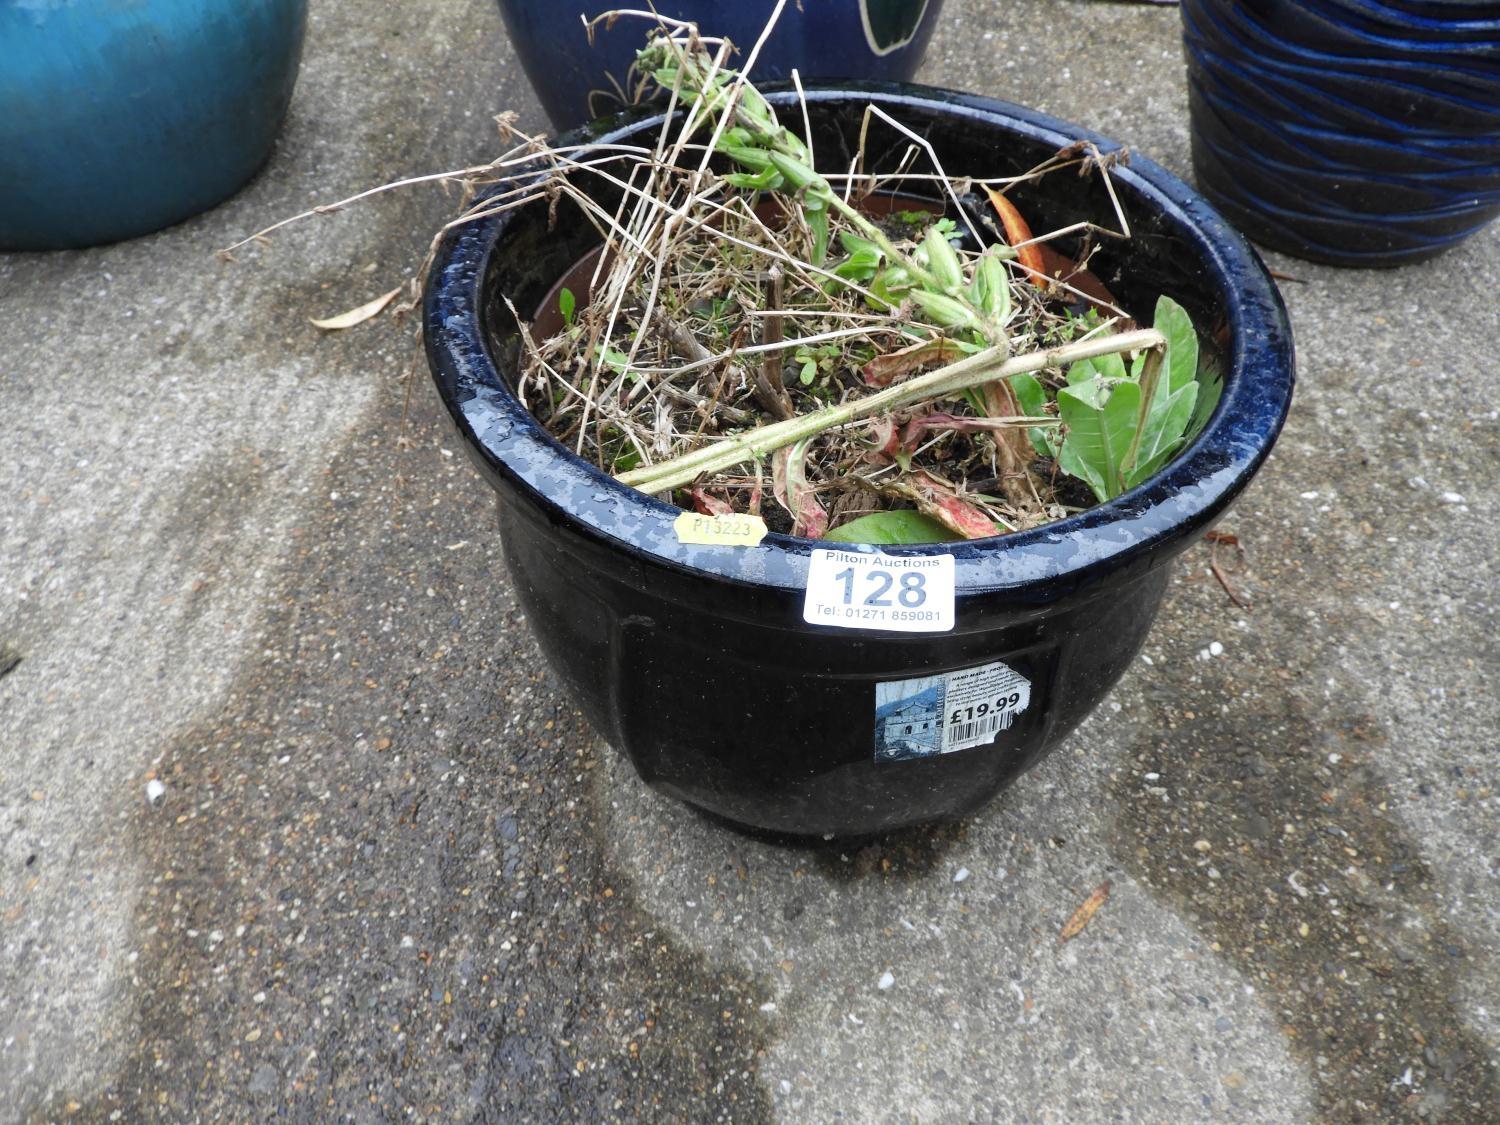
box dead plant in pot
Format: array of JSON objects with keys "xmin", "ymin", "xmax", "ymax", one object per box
[{"xmin": 507, "ymin": 20, "xmax": 1217, "ymax": 553}]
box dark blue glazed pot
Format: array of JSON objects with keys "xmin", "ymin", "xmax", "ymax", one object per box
[
  {"xmin": 424, "ymin": 85, "xmax": 1295, "ymax": 838},
  {"xmin": 496, "ymin": 0, "xmax": 944, "ymax": 128},
  {"xmin": 1182, "ymin": 0, "xmax": 1500, "ymax": 266},
  {"xmin": 0, "ymin": 0, "xmax": 307, "ymax": 251}
]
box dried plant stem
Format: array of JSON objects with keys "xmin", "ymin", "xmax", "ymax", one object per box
[
  {"xmin": 661, "ymin": 384, "xmax": 754, "ymax": 427},
  {"xmin": 618, "ymin": 328, "xmax": 1165, "ymax": 493},
  {"xmin": 981, "ymin": 375, "xmax": 1036, "ymax": 509},
  {"xmin": 756, "ymin": 265, "xmax": 792, "ymax": 419},
  {"xmin": 656, "ymin": 311, "xmax": 757, "ymax": 426},
  {"xmin": 1122, "ymin": 346, "xmax": 1166, "ymax": 476}
]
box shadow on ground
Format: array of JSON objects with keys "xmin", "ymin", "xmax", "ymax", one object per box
[
  {"xmin": 1109, "ymin": 561, "xmax": 1498, "ymax": 1122},
  {"xmin": 43, "ymin": 382, "xmax": 770, "ymax": 1122}
]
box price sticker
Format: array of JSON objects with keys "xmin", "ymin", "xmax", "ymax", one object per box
[
  {"xmin": 874, "ymin": 659, "xmax": 1032, "ymax": 761},
  {"xmin": 802, "ymin": 548, "xmax": 955, "ymax": 633}
]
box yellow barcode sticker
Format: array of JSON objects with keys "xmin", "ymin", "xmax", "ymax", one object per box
[{"xmin": 673, "ymin": 511, "xmax": 768, "ymax": 547}]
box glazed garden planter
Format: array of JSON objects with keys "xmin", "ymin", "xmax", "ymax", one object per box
[
  {"xmin": 0, "ymin": 0, "xmax": 308, "ymax": 251},
  {"xmin": 1181, "ymin": 0, "xmax": 1500, "ymax": 266},
  {"xmin": 424, "ymin": 85, "xmax": 1295, "ymax": 838},
  {"xmin": 495, "ymin": 0, "xmax": 945, "ymax": 128}
]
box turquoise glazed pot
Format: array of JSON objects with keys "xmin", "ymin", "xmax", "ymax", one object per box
[
  {"xmin": 0, "ymin": 0, "xmax": 308, "ymax": 251},
  {"xmin": 496, "ymin": 0, "xmax": 945, "ymax": 129}
]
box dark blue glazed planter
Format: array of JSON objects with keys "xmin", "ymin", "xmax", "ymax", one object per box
[
  {"xmin": 1182, "ymin": 0, "xmax": 1500, "ymax": 266},
  {"xmin": 496, "ymin": 0, "xmax": 944, "ymax": 128},
  {"xmin": 0, "ymin": 0, "xmax": 308, "ymax": 251},
  {"xmin": 424, "ymin": 85, "xmax": 1295, "ymax": 838}
]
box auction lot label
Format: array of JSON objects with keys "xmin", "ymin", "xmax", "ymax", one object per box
[{"xmin": 802, "ymin": 548, "xmax": 955, "ymax": 633}]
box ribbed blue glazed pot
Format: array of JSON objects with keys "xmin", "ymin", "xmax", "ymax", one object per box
[
  {"xmin": 1182, "ymin": 0, "xmax": 1500, "ymax": 266},
  {"xmin": 424, "ymin": 84, "xmax": 1295, "ymax": 838},
  {"xmin": 0, "ymin": 0, "xmax": 308, "ymax": 251},
  {"xmin": 495, "ymin": 0, "xmax": 944, "ymax": 128}
]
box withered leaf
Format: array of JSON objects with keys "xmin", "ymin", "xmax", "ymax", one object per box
[
  {"xmin": 982, "ymin": 186, "xmax": 1047, "ymax": 288},
  {"xmin": 861, "ymin": 337, "xmax": 967, "ymax": 387},
  {"xmin": 310, "ymin": 285, "xmax": 402, "ymax": 330},
  {"xmin": 1058, "ymin": 880, "xmax": 1113, "ymax": 943}
]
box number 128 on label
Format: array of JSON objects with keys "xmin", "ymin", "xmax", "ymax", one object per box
[{"xmin": 803, "ymin": 549, "xmax": 955, "ymax": 633}]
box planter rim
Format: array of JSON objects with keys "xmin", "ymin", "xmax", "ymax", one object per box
[{"xmin": 424, "ymin": 81, "xmax": 1295, "ymax": 596}]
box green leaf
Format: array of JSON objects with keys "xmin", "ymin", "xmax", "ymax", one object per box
[
  {"xmin": 838, "ymin": 230, "xmax": 882, "ymax": 258},
  {"xmin": 558, "ymin": 287, "xmax": 576, "ymax": 327},
  {"xmin": 1009, "ymin": 372, "xmax": 1058, "ymax": 457},
  {"xmin": 767, "ymin": 150, "xmax": 824, "ymax": 193},
  {"xmin": 1009, "ymin": 372, "xmax": 1047, "ymax": 416},
  {"xmin": 1185, "ymin": 351, "xmax": 1223, "ymax": 442},
  {"xmin": 1122, "ymin": 296, "xmax": 1208, "ymax": 482},
  {"xmin": 823, "ymin": 510, "xmax": 961, "ymax": 544},
  {"xmin": 1093, "ymin": 349, "xmax": 1128, "ymax": 381},
  {"xmin": 723, "ymin": 168, "xmax": 784, "ymax": 191},
  {"xmin": 738, "ymin": 85, "xmax": 776, "ymax": 131},
  {"xmin": 833, "ymin": 247, "xmax": 880, "ymax": 283},
  {"xmin": 1062, "ymin": 370, "xmax": 1110, "ymax": 409},
  {"xmin": 799, "ymin": 359, "xmax": 818, "ymax": 386},
  {"xmin": 719, "ymin": 143, "xmax": 774, "ymax": 172},
  {"xmin": 1154, "ymin": 295, "xmax": 1199, "ymax": 393},
  {"xmin": 1070, "ymin": 345, "xmax": 1127, "ymax": 383},
  {"xmin": 866, "ymin": 268, "xmax": 906, "ymax": 311},
  {"xmin": 1127, "ymin": 438, "xmax": 1184, "ymax": 490},
  {"xmin": 1057, "ymin": 435, "xmax": 1107, "ymax": 503},
  {"xmin": 1058, "ymin": 377, "xmax": 1141, "ymax": 501},
  {"xmin": 1125, "ymin": 382, "xmax": 1198, "ymax": 488},
  {"xmin": 1066, "ymin": 356, "xmax": 1100, "ymax": 385},
  {"xmin": 599, "ymin": 346, "xmax": 641, "ymax": 383},
  {"xmin": 806, "ymin": 204, "xmax": 830, "ymax": 267}
]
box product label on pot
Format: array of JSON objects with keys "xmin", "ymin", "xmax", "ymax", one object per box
[
  {"xmin": 874, "ymin": 660, "xmax": 1031, "ymax": 761},
  {"xmin": 802, "ymin": 549, "xmax": 955, "ymax": 633},
  {"xmin": 673, "ymin": 511, "xmax": 768, "ymax": 547}
]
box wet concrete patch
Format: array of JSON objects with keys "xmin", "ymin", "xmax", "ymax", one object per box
[
  {"xmin": 42, "ymin": 386, "xmax": 768, "ymax": 1121},
  {"xmin": 1109, "ymin": 568, "xmax": 1499, "ymax": 1122}
]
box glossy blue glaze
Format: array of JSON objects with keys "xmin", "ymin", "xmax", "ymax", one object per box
[
  {"xmin": 495, "ymin": 0, "xmax": 944, "ymax": 128},
  {"xmin": 0, "ymin": 0, "xmax": 308, "ymax": 251},
  {"xmin": 1182, "ymin": 0, "xmax": 1500, "ymax": 266},
  {"xmin": 424, "ymin": 86, "xmax": 1295, "ymax": 837}
]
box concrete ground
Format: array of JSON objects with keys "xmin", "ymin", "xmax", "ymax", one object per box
[{"xmin": 1, "ymin": 0, "xmax": 1495, "ymax": 1120}]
